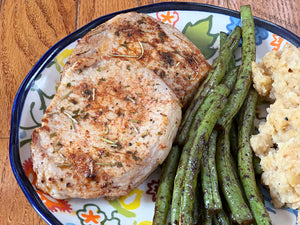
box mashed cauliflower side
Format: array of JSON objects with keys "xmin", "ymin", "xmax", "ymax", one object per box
[{"xmin": 250, "ymin": 43, "xmax": 300, "ymax": 211}]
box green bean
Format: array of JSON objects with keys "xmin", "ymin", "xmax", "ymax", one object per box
[
  {"xmin": 217, "ymin": 5, "xmax": 256, "ymax": 128},
  {"xmin": 176, "ymin": 26, "xmax": 241, "ymax": 146},
  {"xmin": 227, "ymin": 103, "xmax": 248, "ymax": 200},
  {"xmin": 229, "ymin": 120, "xmax": 239, "ymax": 160},
  {"xmin": 188, "ymin": 84, "xmax": 232, "ymax": 128},
  {"xmin": 213, "ymin": 209, "xmax": 231, "ymax": 225},
  {"xmin": 179, "ymin": 87, "xmax": 229, "ymax": 225},
  {"xmin": 219, "ymin": 31, "xmax": 227, "ymax": 49},
  {"xmin": 238, "ymin": 88, "xmax": 271, "ymax": 225},
  {"xmin": 253, "ymin": 155, "xmax": 263, "ymax": 175},
  {"xmin": 153, "ymin": 145, "xmax": 181, "ymax": 225},
  {"xmin": 170, "ymin": 155, "xmax": 185, "ymax": 224},
  {"xmin": 229, "ymin": 149, "xmax": 240, "ymax": 187},
  {"xmin": 188, "ymin": 67, "xmax": 237, "ymax": 126},
  {"xmin": 202, "ymin": 207, "xmax": 213, "ymax": 225},
  {"xmin": 222, "ymin": 66, "xmax": 239, "ymax": 90},
  {"xmin": 216, "ymin": 124, "xmax": 253, "ymax": 225},
  {"xmin": 200, "ymin": 130, "xmax": 221, "ymax": 214},
  {"xmin": 229, "ymin": 121, "xmax": 243, "ymax": 187},
  {"xmin": 170, "ymin": 85, "xmax": 228, "ymax": 224},
  {"xmin": 193, "ymin": 180, "xmax": 203, "ymax": 224},
  {"xmin": 220, "ymin": 31, "xmax": 236, "ymax": 72},
  {"xmin": 219, "ymin": 31, "xmax": 227, "ymax": 46},
  {"xmin": 171, "ymin": 84, "xmax": 231, "ymax": 224}
]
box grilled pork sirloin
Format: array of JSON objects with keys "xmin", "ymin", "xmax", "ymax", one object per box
[
  {"xmin": 65, "ymin": 12, "xmax": 210, "ymax": 107},
  {"xmin": 31, "ymin": 12, "xmax": 211, "ymax": 199},
  {"xmin": 31, "ymin": 58, "xmax": 181, "ymax": 199}
]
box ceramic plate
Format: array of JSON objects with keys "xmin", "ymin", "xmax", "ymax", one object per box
[{"xmin": 10, "ymin": 2, "xmax": 300, "ymax": 225}]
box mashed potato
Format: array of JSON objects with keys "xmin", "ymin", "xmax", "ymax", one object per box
[{"xmin": 250, "ymin": 44, "xmax": 300, "ymax": 212}]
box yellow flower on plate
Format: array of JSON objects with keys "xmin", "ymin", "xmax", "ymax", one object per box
[
  {"xmin": 138, "ymin": 221, "xmax": 152, "ymax": 225},
  {"xmin": 55, "ymin": 48, "xmax": 74, "ymax": 67},
  {"xmin": 119, "ymin": 188, "xmax": 144, "ymax": 210}
]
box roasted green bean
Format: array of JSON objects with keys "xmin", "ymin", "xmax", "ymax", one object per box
[
  {"xmin": 217, "ymin": 5, "xmax": 256, "ymax": 128},
  {"xmin": 219, "ymin": 31, "xmax": 236, "ymax": 72},
  {"xmin": 238, "ymin": 89, "xmax": 271, "ymax": 225},
  {"xmin": 170, "ymin": 85, "xmax": 224, "ymax": 224},
  {"xmin": 216, "ymin": 124, "xmax": 253, "ymax": 224},
  {"xmin": 171, "ymin": 83, "xmax": 231, "ymax": 224},
  {"xmin": 176, "ymin": 26, "xmax": 241, "ymax": 146},
  {"xmin": 153, "ymin": 145, "xmax": 181, "ymax": 225},
  {"xmin": 253, "ymin": 155, "xmax": 263, "ymax": 175},
  {"xmin": 203, "ymin": 208, "xmax": 213, "ymax": 225},
  {"xmin": 179, "ymin": 87, "xmax": 229, "ymax": 225},
  {"xmin": 200, "ymin": 130, "xmax": 221, "ymax": 214},
  {"xmin": 213, "ymin": 209, "xmax": 231, "ymax": 225}
]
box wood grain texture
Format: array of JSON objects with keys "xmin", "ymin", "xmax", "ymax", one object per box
[
  {"xmin": 0, "ymin": 139, "xmax": 45, "ymax": 224},
  {"xmin": 1, "ymin": 0, "xmax": 299, "ymax": 224},
  {"xmin": 0, "ymin": 0, "xmax": 77, "ymax": 138},
  {"xmin": 77, "ymin": 0, "xmax": 138, "ymax": 28}
]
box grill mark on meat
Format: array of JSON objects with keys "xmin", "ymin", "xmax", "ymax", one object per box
[{"xmin": 159, "ymin": 51, "xmax": 175, "ymax": 66}]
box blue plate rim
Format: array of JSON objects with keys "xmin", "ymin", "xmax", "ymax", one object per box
[{"xmin": 9, "ymin": 2, "xmax": 300, "ymax": 225}]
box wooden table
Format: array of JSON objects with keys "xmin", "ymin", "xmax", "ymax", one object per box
[{"xmin": 0, "ymin": 0, "xmax": 299, "ymax": 224}]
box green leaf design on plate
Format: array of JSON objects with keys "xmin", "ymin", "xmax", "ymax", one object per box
[
  {"xmin": 46, "ymin": 61, "xmax": 56, "ymax": 68},
  {"xmin": 182, "ymin": 15, "xmax": 219, "ymax": 60},
  {"xmin": 20, "ymin": 138, "xmax": 32, "ymax": 147},
  {"xmin": 54, "ymin": 58, "xmax": 62, "ymax": 73},
  {"xmin": 109, "ymin": 199, "xmax": 136, "ymax": 218}
]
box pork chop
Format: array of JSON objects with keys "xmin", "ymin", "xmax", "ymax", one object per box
[
  {"xmin": 65, "ymin": 12, "xmax": 210, "ymax": 107},
  {"xmin": 31, "ymin": 58, "xmax": 181, "ymax": 199}
]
